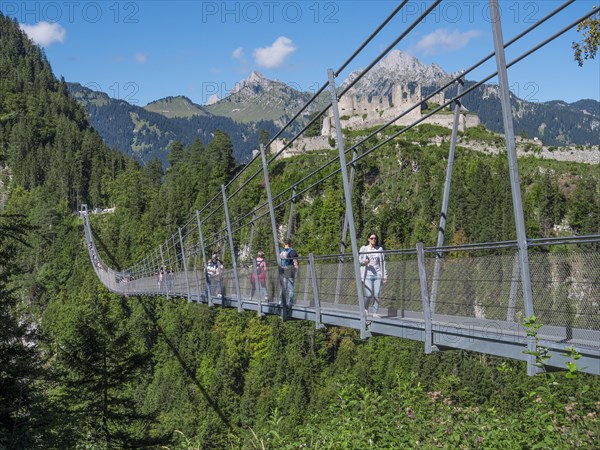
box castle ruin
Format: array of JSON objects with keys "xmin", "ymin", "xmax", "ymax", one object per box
[{"xmin": 321, "ymin": 83, "xmax": 479, "ymax": 136}]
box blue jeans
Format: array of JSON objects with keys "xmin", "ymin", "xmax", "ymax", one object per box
[
  {"xmin": 251, "ymin": 280, "xmax": 268, "ymax": 299},
  {"xmin": 209, "ymin": 277, "xmax": 221, "ymax": 297},
  {"xmin": 363, "ymin": 274, "xmax": 382, "ymax": 313},
  {"xmin": 280, "ymin": 276, "xmax": 295, "ymax": 306}
]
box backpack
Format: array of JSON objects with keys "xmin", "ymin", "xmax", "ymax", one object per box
[
  {"xmin": 280, "ymin": 248, "xmax": 292, "ymax": 267},
  {"xmin": 251, "ymin": 258, "xmax": 265, "ymax": 283},
  {"xmin": 255, "ymin": 258, "xmax": 263, "ymax": 274}
]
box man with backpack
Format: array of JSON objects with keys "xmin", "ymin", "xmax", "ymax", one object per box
[{"xmin": 279, "ymin": 238, "xmax": 299, "ymax": 310}]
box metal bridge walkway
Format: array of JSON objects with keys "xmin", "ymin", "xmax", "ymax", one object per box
[
  {"xmin": 81, "ymin": 1, "xmax": 600, "ymax": 376},
  {"xmin": 83, "ymin": 215, "xmax": 600, "ymax": 376}
]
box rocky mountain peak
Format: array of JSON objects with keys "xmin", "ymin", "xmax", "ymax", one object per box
[
  {"xmin": 230, "ymin": 71, "xmax": 271, "ymax": 95},
  {"xmin": 206, "ymin": 94, "xmax": 220, "ymax": 105},
  {"xmin": 248, "ymin": 70, "xmax": 266, "ymax": 83},
  {"xmin": 342, "ymin": 49, "xmax": 451, "ymax": 98}
]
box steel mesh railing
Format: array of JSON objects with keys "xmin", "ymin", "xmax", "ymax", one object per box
[
  {"xmin": 80, "ymin": 0, "xmax": 600, "ymax": 375},
  {"xmin": 427, "ymin": 252, "xmax": 524, "ymax": 322}
]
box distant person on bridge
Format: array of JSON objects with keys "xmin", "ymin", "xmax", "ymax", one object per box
[
  {"xmin": 207, "ymin": 254, "xmax": 222, "ymax": 298},
  {"xmin": 157, "ymin": 266, "xmax": 164, "ymax": 291},
  {"xmin": 166, "ymin": 267, "xmax": 175, "ymax": 291},
  {"xmin": 251, "ymin": 251, "xmax": 268, "ymax": 301},
  {"xmin": 279, "ymin": 238, "xmax": 299, "ymax": 309},
  {"xmin": 359, "ymin": 232, "xmax": 387, "ymax": 318}
]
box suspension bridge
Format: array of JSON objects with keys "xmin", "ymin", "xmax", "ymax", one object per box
[{"xmin": 83, "ymin": 0, "xmax": 600, "ymax": 376}]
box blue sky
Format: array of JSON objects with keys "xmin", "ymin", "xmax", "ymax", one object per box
[{"xmin": 5, "ymin": 1, "xmax": 599, "ymax": 106}]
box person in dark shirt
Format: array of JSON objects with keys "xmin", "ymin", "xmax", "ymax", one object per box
[
  {"xmin": 206, "ymin": 254, "xmax": 222, "ymax": 297},
  {"xmin": 279, "ymin": 238, "xmax": 299, "ymax": 308}
]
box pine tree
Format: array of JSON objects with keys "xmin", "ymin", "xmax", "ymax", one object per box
[{"xmin": 0, "ymin": 213, "xmax": 46, "ymax": 448}]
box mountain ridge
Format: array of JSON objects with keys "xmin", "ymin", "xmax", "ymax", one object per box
[
  {"xmin": 68, "ymin": 50, "xmax": 598, "ymax": 164},
  {"xmin": 144, "ymin": 95, "xmax": 211, "ymax": 118},
  {"xmin": 67, "ymin": 82, "xmax": 280, "ymax": 166}
]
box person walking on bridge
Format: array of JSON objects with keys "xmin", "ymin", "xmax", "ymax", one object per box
[
  {"xmin": 207, "ymin": 254, "xmax": 222, "ymax": 298},
  {"xmin": 279, "ymin": 238, "xmax": 299, "ymax": 310},
  {"xmin": 251, "ymin": 251, "xmax": 269, "ymax": 301},
  {"xmin": 359, "ymin": 232, "xmax": 387, "ymax": 317}
]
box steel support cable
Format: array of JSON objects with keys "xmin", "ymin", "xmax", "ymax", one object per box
[
  {"xmin": 232, "ymin": 149, "xmax": 344, "ymax": 229},
  {"xmin": 347, "ymin": 5, "xmax": 600, "ymax": 168},
  {"xmin": 242, "ymin": 0, "xmax": 576, "ymax": 216},
  {"xmin": 180, "ymin": 214, "xmax": 199, "ymax": 236},
  {"xmin": 425, "ymin": 240, "xmax": 519, "ymax": 254},
  {"xmin": 529, "ymin": 234, "xmax": 600, "ymax": 247},
  {"xmin": 339, "ymin": 0, "xmax": 578, "ymax": 165},
  {"xmin": 225, "ymin": 204, "xmax": 267, "ymax": 236},
  {"xmin": 224, "ymin": 101, "xmax": 330, "ymax": 199},
  {"xmin": 203, "ymin": 237, "xmax": 224, "ymax": 251},
  {"xmin": 212, "ymin": 193, "xmax": 273, "ymax": 240},
  {"xmin": 236, "ymin": 138, "xmax": 360, "ymax": 228},
  {"xmin": 266, "ymin": 0, "xmax": 442, "ymax": 164},
  {"xmin": 246, "ymin": 0, "xmax": 466, "ymax": 204},
  {"xmin": 146, "ymin": 0, "xmax": 436, "ymax": 240},
  {"xmin": 195, "ymin": 191, "xmax": 223, "ymax": 217},
  {"xmin": 200, "ymin": 202, "xmax": 225, "ymax": 224},
  {"xmin": 267, "ymin": 103, "xmax": 333, "ymax": 163},
  {"xmin": 202, "ymin": 218, "xmax": 236, "ymax": 245},
  {"xmin": 226, "ymin": 90, "xmax": 331, "ymax": 197},
  {"xmin": 123, "ymin": 2, "xmax": 589, "ymax": 275},
  {"xmin": 202, "ymin": 228, "xmax": 229, "ymax": 248},
  {"xmin": 336, "ymin": 0, "xmax": 442, "ymax": 101},
  {"xmin": 225, "ymin": 0, "xmax": 432, "ymax": 189},
  {"xmin": 223, "ymin": 0, "xmax": 411, "ymax": 188},
  {"xmin": 335, "ymin": 0, "xmax": 409, "ymax": 76},
  {"xmin": 232, "ymin": 131, "xmax": 349, "ymax": 227},
  {"xmin": 257, "ymin": 1, "xmax": 595, "ymax": 220}
]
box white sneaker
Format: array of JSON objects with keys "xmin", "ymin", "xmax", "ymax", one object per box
[
  {"xmin": 373, "ymin": 313, "xmax": 381, "ymax": 318},
  {"xmin": 264, "ymin": 296, "xmax": 269, "ymax": 301}
]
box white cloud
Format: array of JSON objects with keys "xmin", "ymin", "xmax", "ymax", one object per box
[
  {"xmin": 135, "ymin": 53, "xmax": 147, "ymax": 64},
  {"xmin": 232, "ymin": 47, "xmax": 246, "ymax": 62},
  {"xmin": 253, "ymin": 36, "xmax": 296, "ymax": 69},
  {"xmin": 415, "ymin": 29, "xmax": 481, "ymax": 55},
  {"xmin": 20, "ymin": 22, "xmax": 66, "ymax": 47}
]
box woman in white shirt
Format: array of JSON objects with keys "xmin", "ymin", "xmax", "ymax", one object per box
[{"xmin": 359, "ymin": 232, "xmax": 388, "ymax": 317}]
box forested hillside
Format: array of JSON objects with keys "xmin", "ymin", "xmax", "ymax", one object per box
[
  {"xmin": 1, "ymin": 13, "xmax": 599, "ymax": 449},
  {"xmin": 433, "ymin": 83, "xmax": 600, "ymax": 146},
  {"xmin": 67, "ymin": 82, "xmax": 281, "ymax": 166}
]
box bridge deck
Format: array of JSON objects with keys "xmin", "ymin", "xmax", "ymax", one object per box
[{"xmin": 100, "ymin": 268, "xmax": 600, "ymax": 376}]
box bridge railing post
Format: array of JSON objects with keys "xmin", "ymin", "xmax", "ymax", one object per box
[
  {"xmin": 159, "ymin": 244, "xmax": 168, "ymax": 299},
  {"xmin": 286, "ymin": 186, "xmax": 297, "ymax": 240},
  {"xmin": 489, "ymin": 0, "xmax": 537, "ymax": 375},
  {"xmin": 196, "ymin": 211, "xmax": 211, "ymax": 306},
  {"xmin": 308, "ymin": 253, "xmax": 325, "ymax": 329},
  {"xmin": 507, "ymin": 252, "xmax": 520, "ymax": 322},
  {"xmin": 417, "ymin": 242, "xmax": 434, "ymax": 354},
  {"xmin": 192, "ymin": 245, "xmax": 201, "ymax": 302},
  {"xmin": 247, "ymin": 210, "xmax": 264, "ymax": 316},
  {"xmin": 252, "ymin": 260, "xmax": 264, "ymax": 318},
  {"xmin": 221, "ymin": 185, "xmax": 242, "ymax": 312},
  {"xmin": 327, "ymin": 68, "xmax": 369, "ymax": 339},
  {"xmin": 259, "ymin": 144, "xmax": 287, "ymax": 319},
  {"xmin": 334, "ymin": 145, "xmax": 359, "ymax": 305},
  {"xmin": 431, "ymin": 76, "xmax": 464, "ymax": 314},
  {"xmin": 178, "ymin": 227, "xmax": 192, "ymax": 302}
]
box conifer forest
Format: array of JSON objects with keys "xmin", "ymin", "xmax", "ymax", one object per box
[{"xmin": 1, "ymin": 13, "xmax": 599, "ymax": 449}]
